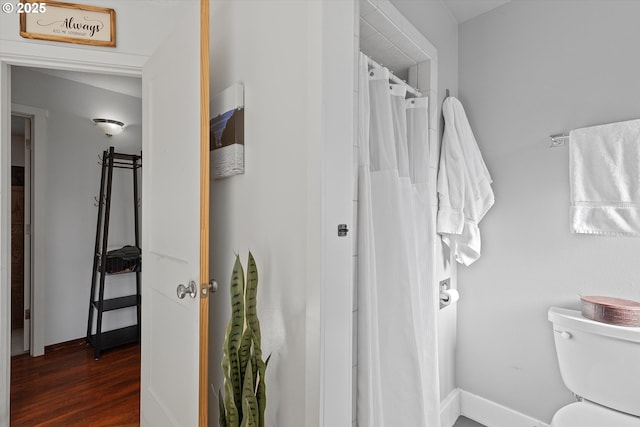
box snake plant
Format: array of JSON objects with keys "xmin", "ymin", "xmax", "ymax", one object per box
[{"xmin": 220, "ymin": 252, "xmax": 270, "ymax": 427}]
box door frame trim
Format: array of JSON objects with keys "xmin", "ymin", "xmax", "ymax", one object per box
[
  {"xmin": 316, "ymin": 1, "xmax": 356, "ymax": 425},
  {"xmin": 11, "ymin": 103, "xmax": 48, "ymax": 358},
  {"xmin": 198, "ymin": 0, "xmax": 210, "ymax": 425}
]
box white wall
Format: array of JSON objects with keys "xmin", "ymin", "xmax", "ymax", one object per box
[
  {"xmin": 0, "ymin": 0, "xmax": 185, "ymax": 59},
  {"xmin": 11, "ymin": 67, "xmax": 141, "ymax": 346},
  {"xmin": 390, "ymin": 0, "xmax": 460, "ymax": 402},
  {"xmin": 11, "ymin": 134, "xmax": 24, "ymax": 167},
  {"xmin": 458, "ymin": 0, "xmax": 640, "ymax": 423},
  {"xmin": 208, "ymin": 1, "xmax": 330, "ymax": 426}
]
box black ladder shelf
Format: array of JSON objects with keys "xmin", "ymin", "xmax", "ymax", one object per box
[{"xmin": 87, "ymin": 147, "xmax": 142, "ymax": 359}]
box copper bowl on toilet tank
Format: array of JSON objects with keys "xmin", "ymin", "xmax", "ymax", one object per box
[{"xmin": 581, "ymin": 296, "xmax": 640, "ymax": 327}]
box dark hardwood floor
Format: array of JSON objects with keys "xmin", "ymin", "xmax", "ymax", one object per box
[{"xmin": 10, "ymin": 339, "xmax": 140, "ymax": 427}]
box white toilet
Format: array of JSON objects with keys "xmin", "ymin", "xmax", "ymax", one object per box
[{"xmin": 548, "ymin": 307, "xmax": 640, "ymax": 426}]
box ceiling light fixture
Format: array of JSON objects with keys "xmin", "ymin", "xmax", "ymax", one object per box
[{"xmin": 92, "ymin": 118, "xmax": 125, "ymax": 137}]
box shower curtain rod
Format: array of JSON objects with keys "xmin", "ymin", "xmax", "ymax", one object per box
[{"xmin": 366, "ymin": 55, "xmax": 422, "ymax": 97}]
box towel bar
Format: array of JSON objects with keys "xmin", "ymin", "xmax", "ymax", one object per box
[{"xmin": 549, "ymin": 134, "xmax": 569, "ymax": 147}]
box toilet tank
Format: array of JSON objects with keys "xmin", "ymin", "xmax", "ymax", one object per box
[{"xmin": 548, "ymin": 307, "xmax": 640, "ymax": 416}]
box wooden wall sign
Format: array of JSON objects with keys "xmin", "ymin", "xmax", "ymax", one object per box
[{"xmin": 19, "ymin": 1, "xmax": 115, "ymax": 47}]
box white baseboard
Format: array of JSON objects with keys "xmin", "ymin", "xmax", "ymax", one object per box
[
  {"xmin": 459, "ymin": 389, "xmax": 550, "ymax": 427},
  {"xmin": 440, "ymin": 389, "xmax": 462, "ymax": 427}
]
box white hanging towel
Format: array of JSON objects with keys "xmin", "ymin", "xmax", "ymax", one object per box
[
  {"xmin": 437, "ymin": 97, "xmax": 494, "ymax": 266},
  {"xmin": 570, "ymin": 119, "xmax": 640, "ymax": 236}
]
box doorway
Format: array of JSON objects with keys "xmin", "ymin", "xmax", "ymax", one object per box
[
  {"xmin": 8, "ymin": 65, "xmax": 143, "ymax": 425},
  {"xmin": 10, "ymin": 114, "xmax": 31, "ymax": 357}
]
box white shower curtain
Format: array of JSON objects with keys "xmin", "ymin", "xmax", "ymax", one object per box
[{"xmin": 357, "ymin": 53, "xmax": 441, "ymax": 427}]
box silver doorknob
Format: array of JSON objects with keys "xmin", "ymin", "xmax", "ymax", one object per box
[
  {"xmin": 201, "ymin": 279, "xmax": 218, "ymax": 297},
  {"xmin": 177, "ymin": 280, "xmax": 197, "ymax": 299}
]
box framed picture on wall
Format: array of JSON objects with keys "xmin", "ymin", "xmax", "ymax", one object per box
[
  {"xmin": 210, "ymin": 83, "xmax": 245, "ymax": 179},
  {"xmin": 19, "ymin": 0, "xmax": 116, "ymax": 47}
]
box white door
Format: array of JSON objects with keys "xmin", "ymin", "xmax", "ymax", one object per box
[{"xmin": 140, "ymin": 1, "xmax": 209, "ymax": 426}]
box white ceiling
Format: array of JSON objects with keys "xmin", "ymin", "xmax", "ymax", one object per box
[
  {"xmin": 441, "ymin": 0, "xmax": 511, "ymax": 24},
  {"xmin": 27, "ymin": 67, "xmax": 141, "ymax": 99},
  {"xmin": 11, "ymin": 68, "xmax": 140, "ymax": 136}
]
